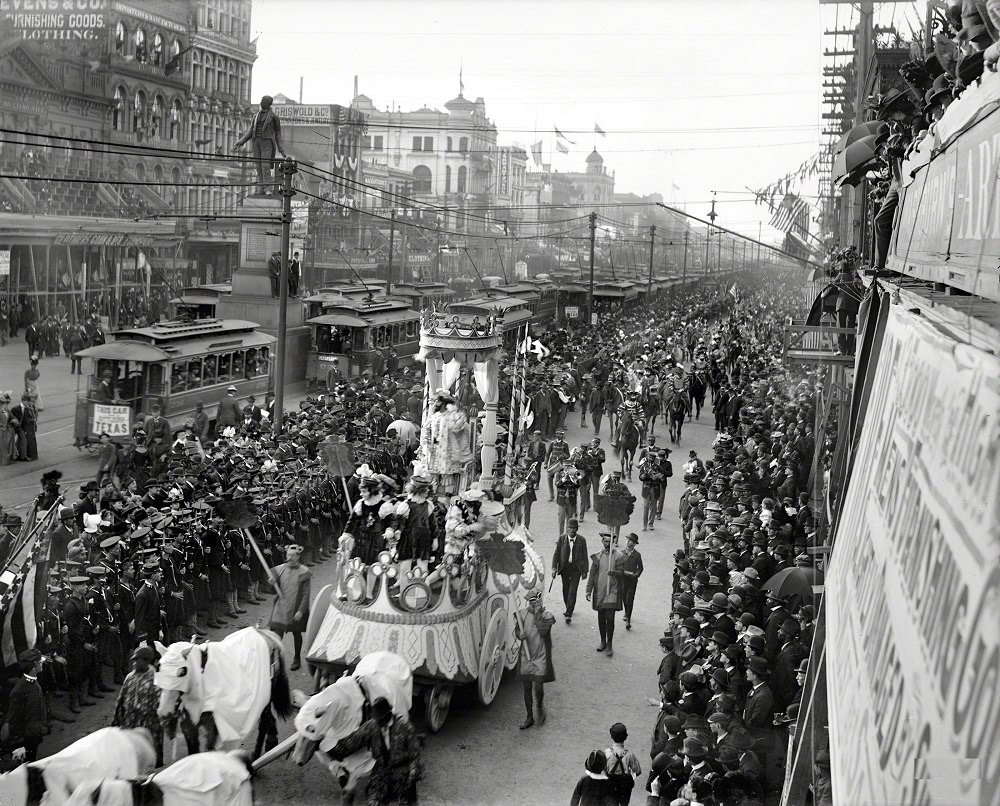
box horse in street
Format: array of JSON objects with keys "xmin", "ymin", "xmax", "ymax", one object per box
[
  {"xmin": 613, "ymin": 407, "xmax": 646, "ymax": 481},
  {"xmin": 667, "ymin": 394, "xmax": 690, "ymax": 444},
  {"xmin": 687, "ymin": 371, "xmax": 707, "ymax": 420},
  {"xmin": 604, "ymin": 384, "xmax": 625, "ymax": 438}
]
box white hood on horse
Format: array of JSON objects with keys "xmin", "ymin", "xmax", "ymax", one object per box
[{"xmin": 156, "ymin": 628, "xmax": 274, "ymax": 745}]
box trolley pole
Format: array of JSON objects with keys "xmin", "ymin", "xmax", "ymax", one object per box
[
  {"xmin": 387, "ymin": 210, "xmax": 396, "ymax": 288},
  {"xmin": 646, "ymin": 225, "xmax": 655, "ymax": 297},
  {"xmin": 681, "ymin": 231, "xmax": 689, "ymax": 287},
  {"xmin": 587, "ymin": 212, "xmax": 597, "ymax": 324},
  {"xmin": 273, "ymin": 156, "xmax": 297, "ymax": 437}
]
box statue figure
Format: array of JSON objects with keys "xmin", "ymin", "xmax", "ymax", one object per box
[
  {"xmin": 233, "ymin": 95, "xmax": 287, "ymax": 196},
  {"xmin": 419, "ymin": 390, "xmax": 473, "ymax": 494}
]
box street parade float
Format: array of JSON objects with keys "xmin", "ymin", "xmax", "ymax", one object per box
[{"xmin": 298, "ymin": 307, "xmax": 544, "ymax": 733}]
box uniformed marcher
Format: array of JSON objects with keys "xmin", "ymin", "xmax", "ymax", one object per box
[
  {"xmin": 62, "ymin": 575, "xmax": 98, "ymax": 712},
  {"xmin": 619, "ymin": 533, "xmax": 644, "ymax": 630}
]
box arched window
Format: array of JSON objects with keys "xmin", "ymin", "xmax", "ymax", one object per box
[
  {"xmin": 152, "ymin": 164, "xmax": 163, "ymax": 184},
  {"xmin": 115, "ymin": 21, "xmax": 127, "ymax": 55},
  {"xmin": 113, "ymin": 86, "xmax": 127, "ymax": 131},
  {"xmin": 134, "ymin": 162, "xmax": 146, "ymax": 182},
  {"xmin": 192, "ymin": 50, "xmax": 202, "ymax": 91},
  {"xmin": 229, "ymin": 62, "xmax": 237, "ymax": 96},
  {"xmin": 446, "ymin": 137, "xmax": 452, "ymax": 152},
  {"xmin": 203, "ymin": 54, "xmax": 213, "ymax": 93},
  {"xmin": 593, "ymin": 188, "xmax": 600, "ymax": 201},
  {"xmin": 169, "ymin": 99, "xmax": 182, "ymax": 140},
  {"xmin": 459, "ymin": 136, "xmax": 468, "ymax": 153},
  {"xmin": 134, "ymin": 27, "xmax": 147, "ymax": 62},
  {"xmin": 457, "ymin": 165, "xmax": 467, "ymax": 193},
  {"xmin": 133, "ymin": 91, "xmax": 147, "ymax": 137},
  {"xmin": 445, "ymin": 165, "xmax": 452, "ymax": 193},
  {"xmin": 149, "ymin": 95, "xmax": 167, "ymax": 137},
  {"xmin": 151, "ymin": 33, "xmax": 164, "ymax": 66},
  {"xmin": 171, "ymin": 166, "xmax": 182, "ymax": 209},
  {"xmin": 413, "ymin": 165, "xmax": 432, "ymax": 194}
]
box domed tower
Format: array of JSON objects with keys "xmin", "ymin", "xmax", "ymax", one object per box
[{"xmin": 586, "ymin": 149, "xmax": 604, "ymax": 175}]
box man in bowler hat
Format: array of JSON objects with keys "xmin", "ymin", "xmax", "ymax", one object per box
[{"xmin": 551, "ymin": 518, "xmax": 588, "ymax": 624}]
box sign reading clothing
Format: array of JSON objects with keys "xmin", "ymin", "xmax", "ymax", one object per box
[
  {"xmin": 1, "ymin": 0, "xmax": 108, "ymax": 40},
  {"xmin": 826, "ymin": 307, "xmax": 1000, "ymax": 806},
  {"xmin": 497, "ymin": 148, "xmax": 510, "ymax": 196},
  {"xmin": 90, "ymin": 404, "xmax": 132, "ymax": 437}
]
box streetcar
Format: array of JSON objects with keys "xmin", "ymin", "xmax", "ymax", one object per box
[
  {"xmin": 447, "ymin": 293, "xmax": 534, "ymax": 350},
  {"xmin": 390, "ymin": 282, "xmax": 455, "ymax": 311},
  {"xmin": 306, "ymin": 296, "xmax": 422, "ymax": 384},
  {"xmin": 72, "ymin": 318, "xmax": 275, "ymax": 447},
  {"xmin": 168, "ymin": 283, "xmax": 233, "ymax": 320}
]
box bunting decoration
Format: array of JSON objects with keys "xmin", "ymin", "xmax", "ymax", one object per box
[
  {"xmin": 754, "ymin": 153, "xmax": 823, "ymax": 210},
  {"xmin": 595, "ymin": 123, "xmax": 606, "ymax": 137},
  {"xmin": 555, "ymin": 141, "xmax": 569, "ymax": 154}
]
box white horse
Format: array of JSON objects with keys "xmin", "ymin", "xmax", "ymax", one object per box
[
  {"xmin": 64, "ymin": 751, "xmax": 254, "ymax": 806},
  {"xmin": 290, "ymin": 651, "xmax": 413, "ymax": 798},
  {"xmin": 0, "ymin": 727, "xmax": 155, "ymax": 806},
  {"xmin": 155, "ymin": 626, "xmax": 292, "ymax": 754}
]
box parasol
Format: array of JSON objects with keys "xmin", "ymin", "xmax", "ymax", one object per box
[
  {"xmin": 832, "ymin": 134, "xmax": 880, "ymax": 183},
  {"xmin": 761, "ymin": 566, "xmax": 823, "ymax": 603},
  {"xmin": 833, "ymin": 121, "xmax": 887, "ymax": 155}
]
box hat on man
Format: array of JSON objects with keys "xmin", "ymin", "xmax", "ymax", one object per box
[
  {"xmin": 717, "ymin": 746, "xmax": 741, "ymax": 766},
  {"xmin": 796, "ymin": 659, "xmax": 809, "ymax": 675},
  {"xmin": 68, "ymin": 575, "xmax": 90, "ymax": 585},
  {"xmin": 681, "ymin": 738, "xmax": 708, "ymax": 759},
  {"xmin": 709, "ymin": 631, "xmax": 731, "ymax": 648},
  {"xmin": 567, "ymin": 518, "xmax": 579, "ymax": 528},
  {"xmin": 681, "ymin": 617, "xmax": 701, "ymax": 634},
  {"xmin": 679, "ymin": 643, "xmax": 699, "ymax": 664},
  {"xmin": 662, "ymin": 715, "xmax": 683, "ymax": 735},
  {"xmin": 227, "ymin": 385, "xmax": 238, "ymax": 392},
  {"xmin": 710, "ymin": 592, "xmax": 729, "ymax": 611},
  {"xmin": 747, "ymin": 656, "xmax": 770, "ymax": 677},
  {"xmin": 707, "ymin": 711, "xmax": 730, "ymax": 726},
  {"xmin": 659, "ymin": 635, "xmax": 674, "ymax": 649},
  {"xmin": 746, "ymin": 634, "xmax": 766, "ymax": 653},
  {"xmin": 682, "ymin": 714, "xmax": 709, "ymax": 732},
  {"xmin": 780, "ymin": 618, "xmax": 801, "ymax": 636}
]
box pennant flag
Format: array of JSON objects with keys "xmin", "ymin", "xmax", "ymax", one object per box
[
  {"xmin": 518, "ymin": 337, "xmax": 551, "ymax": 358},
  {"xmin": 530, "ymin": 140, "xmax": 543, "ymax": 166},
  {"xmin": 554, "ymin": 127, "xmax": 576, "ymax": 144},
  {"xmin": 728, "ymin": 283, "xmax": 738, "ymax": 299},
  {"xmin": 555, "ymin": 140, "xmax": 569, "ymax": 154},
  {"xmin": 595, "ymin": 123, "xmax": 606, "ymax": 137}
]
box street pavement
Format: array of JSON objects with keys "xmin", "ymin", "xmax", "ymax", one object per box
[{"xmin": 2, "ymin": 330, "xmax": 721, "ymax": 805}]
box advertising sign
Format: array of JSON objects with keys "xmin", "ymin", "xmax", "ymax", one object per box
[
  {"xmin": 826, "ymin": 307, "xmax": 1000, "ymax": 806},
  {"xmin": 889, "ymin": 105, "xmax": 1000, "ymax": 299},
  {"xmin": 90, "ymin": 404, "xmax": 133, "ymax": 438},
  {"xmin": 497, "ymin": 148, "xmax": 510, "ymax": 196},
  {"xmin": 564, "ymin": 305, "xmax": 579, "ymax": 319},
  {"xmin": 0, "ymin": 250, "xmax": 10, "ymax": 277},
  {"xmin": 1, "ymin": 0, "xmax": 109, "ymax": 41}
]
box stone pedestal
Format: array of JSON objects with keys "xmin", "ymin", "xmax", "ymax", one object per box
[{"xmin": 216, "ymin": 196, "xmax": 309, "ymax": 385}]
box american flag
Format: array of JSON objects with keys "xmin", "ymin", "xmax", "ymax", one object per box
[
  {"xmin": 769, "ymin": 193, "xmax": 810, "ymax": 235},
  {"xmin": 0, "ymin": 503, "xmax": 55, "ymax": 668}
]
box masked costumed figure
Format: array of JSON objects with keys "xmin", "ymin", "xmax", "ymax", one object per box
[{"xmin": 419, "ymin": 390, "xmax": 473, "ymax": 495}]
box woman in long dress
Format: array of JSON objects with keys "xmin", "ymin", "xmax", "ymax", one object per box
[{"xmin": 24, "ymin": 356, "xmax": 43, "ymax": 411}]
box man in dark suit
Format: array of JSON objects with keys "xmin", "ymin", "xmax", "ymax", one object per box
[
  {"xmin": 763, "ymin": 593, "xmax": 790, "ymax": 663},
  {"xmin": 771, "ymin": 619, "xmax": 809, "ymax": 711},
  {"xmin": 242, "ymin": 395, "xmax": 263, "ymax": 423},
  {"xmin": 131, "ymin": 564, "xmax": 162, "ymax": 649},
  {"xmin": 75, "ymin": 482, "xmax": 101, "ymax": 530},
  {"xmin": 144, "ymin": 404, "xmax": 171, "ymax": 445},
  {"xmin": 743, "ymin": 656, "xmax": 774, "ymax": 733},
  {"xmin": 551, "ymin": 518, "xmax": 588, "ymax": 624},
  {"xmin": 47, "ymin": 505, "xmax": 77, "ymax": 564},
  {"xmin": 619, "ymin": 532, "xmax": 643, "ymax": 630},
  {"xmin": 216, "ymin": 385, "xmax": 243, "ymax": 433}
]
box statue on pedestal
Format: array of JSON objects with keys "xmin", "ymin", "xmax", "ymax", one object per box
[{"xmin": 233, "ymin": 95, "xmax": 287, "ymax": 196}]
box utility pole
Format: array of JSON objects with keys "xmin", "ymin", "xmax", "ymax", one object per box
[
  {"xmin": 717, "ymin": 231, "xmax": 723, "ymax": 277},
  {"xmin": 387, "ymin": 210, "xmax": 396, "ymax": 288},
  {"xmin": 681, "ymin": 231, "xmax": 689, "ymax": 286},
  {"xmin": 273, "ymin": 156, "xmax": 298, "ymax": 437},
  {"xmin": 647, "ymin": 225, "xmax": 655, "ymax": 297},
  {"xmin": 706, "ymin": 192, "xmax": 717, "ymax": 279},
  {"xmin": 587, "ymin": 212, "xmax": 597, "ymax": 324},
  {"xmin": 435, "ymin": 225, "xmax": 442, "ymax": 283}
]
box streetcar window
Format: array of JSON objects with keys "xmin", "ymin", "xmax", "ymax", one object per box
[
  {"xmin": 217, "ymin": 353, "xmax": 231, "ymax": 382},
  {"xmin": 256, "ymin": 347, "xmax": 269, "ymax": 375},
  {"xmin": 171, "ymin": 362, "xmax": 187, "ymax": 392},
  {"xmin": 391, "ymin": 324, "xmax": 399, "ymax": 343},
  {"xmin": 203, "ymin": 355, "xmax": 217, "ymax": 385},
  {"xmin": 315, "ymin": 325, "xmax": 331, "ymax": 353},
  {"xmin": 354, "ymin": 329, "xmax": 367, "ymax": 350},
  {"xmin": 231, "ymin": 351, "xmax": 246, "ymax": 380},
  {"xmin": 146, "ymin": 364, "xmax": 165, "ymax": 396},
  {"xmin": 187, "ymin": 358, "xmax": 202, "ymax": 389}
]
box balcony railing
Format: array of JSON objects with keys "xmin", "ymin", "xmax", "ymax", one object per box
[{"xmin": 782, "ymin": 320, "xmax": 856, "ymax": 364}]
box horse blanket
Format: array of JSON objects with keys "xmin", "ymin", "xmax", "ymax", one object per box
[{"xmin": 156, "ymin": 629, "xmax": 272, "ymax": 744}]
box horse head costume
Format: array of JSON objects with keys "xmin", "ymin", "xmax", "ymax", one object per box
[
  {"xmin": 291, "ymin": 651, "xmax": 413, "ymax": 797},
  {"xmin": 155, "ymin": 627, "xmax": 292, "ymax": 754}
]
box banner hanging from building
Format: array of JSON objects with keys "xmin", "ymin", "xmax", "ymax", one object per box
[
  {"xmin": 497, "ymin": 148, "xmax": 510, "ymax": 196},
  {"xmin": 1, "ymin": 0, "xmax": 109, "ymax": 41},
  {"xmin": 827, "ymin": 306, "xmax": 1000, "ymax": 806}
]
